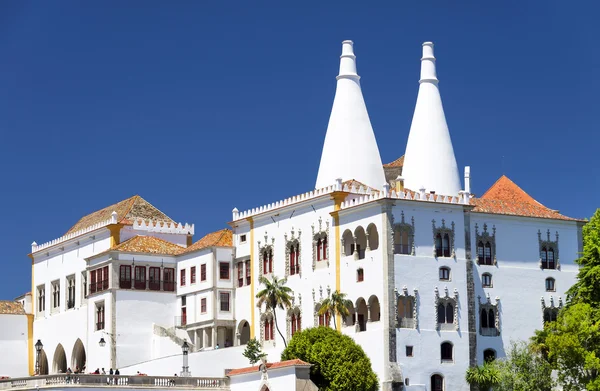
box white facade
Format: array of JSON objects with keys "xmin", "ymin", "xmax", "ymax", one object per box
[{"xmin": 0, "ymin": 313, "xmax": 29, "ymax": 378}]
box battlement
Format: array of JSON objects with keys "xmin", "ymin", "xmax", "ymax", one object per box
[
  {"xmin": 340, "ymin": 185, "xmax": 470, "ymax": 210},
  {"xmin": 133, "ymin": 219, "xmax": 195, "ymax": 235}
]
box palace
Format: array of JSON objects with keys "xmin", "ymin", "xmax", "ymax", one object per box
[{"xmin": 0, "ymin": 41, "xmax": 584, "ymax": 391}]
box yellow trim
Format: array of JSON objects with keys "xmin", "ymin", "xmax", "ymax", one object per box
[
  {"xmin": 248, "ymin": 217, "xmax": 255, "ymax": 338},
  {"xmin": 107, "ymin": 224, "xmax": 123, "ymax": 248},
  {"xmin": 331, "ymin": 192, "xmax": 346, "ymax": 332},
  {"xmin": 27, "ymin": 314, "xmax": 34, "ymax": 375}
]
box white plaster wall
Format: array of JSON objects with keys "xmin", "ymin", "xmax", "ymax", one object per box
[
  {"xmin": 87, "ymin": 290, "xmax": 112, "ymax": 373},
  {"xmin": 230, "ymin": 366, "xmax": 297, "ymax": 391},
  {"xmin": 0, "ymin": 314, "xmax": 29, "ymax": 377}
]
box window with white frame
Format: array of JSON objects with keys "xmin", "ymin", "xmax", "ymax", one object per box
[
  {"xmin": 545, "ymin": 277, "xmax": 556, "ymax": 292},
  {"xmin": 439, "ymin": 267, "xmax": 451, "ymax": 281},
  {"xmin": 51, "ymin": 280, "xmax": 60, "ymax": 311},
  {"xmin": 482, "ymin": 273, "xmax": 493, "ymax": 288},
  {"xmin": 95, "ymin": 301, "xmax": 105, "ymax": 330},
  {"xmin": 37, "ymin": 285, "xmax": 45, "ymax": 314},
  {"xmin": 67, "ymin": 275, "xmax": 76, "ymax": 309}
]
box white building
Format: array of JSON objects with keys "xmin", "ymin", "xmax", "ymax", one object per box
[{"xmin": 1, "ymin": 40, "xmax": 584, "ymax": 391}]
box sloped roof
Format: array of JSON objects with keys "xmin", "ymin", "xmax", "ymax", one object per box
[
  {"xmin": 471, "ymin": 175, "xmax": 578, "ymax": 221},
  {"xmin": 110, "ymin": 235, "xmax": 185, "ymax": 255},
  {"xmin": 66, "ymin": 195, "xmax": 174, "ymax": 235},
  {"xmin": 383, "ymin": 155, "xmax": 404, "ymax": 168},
  {"xmin": 227, "ymin": 359, "xmax": 311, "ymax": 377},
  {"xmin": 0, "ymin": 301, "xmax": 25, "ymax": 315},
  {"xmin": 183, "ymin": 229, "xmax": 232, "ymax": 254}
]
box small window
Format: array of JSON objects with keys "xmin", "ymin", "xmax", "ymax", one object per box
[
  {"xmin": 405, "ymin": 379, "xmax": 410, "ymax": 387},
  {"xmin": 441, "ymin": 342, "xmax": 453, "ymax": 362},
  {"xmin": 66, "ymin": 276, "xmax": 76, "ymax": 309},
  {"xmin": 201, "ymin": 264, "xmax": 207, "ymax": 281},
  {"xmin": 545, "ymin": 278, "xmax": 556, "ymax": 292},
  {"xmin": 51, "ymin": 280, "xmax": 60, "ymax": 309},
  {"xmin": 357, "ymin": 268, "xmax": 364, "ymax": 282},
  {"xmin": 180, "ymin": 269, "xmax": 186, "ymax": 286},
  {"xmin": 484, "ymin": 349, "xmax": 496, "ymax": 362},
  {"xmin": 95, "ymin": 301, "xmax": 105, "ymax": 331},
  {"xmin": 219, "ymin": 262, "xmax": 230, "ymax": 280},
  {"xmin": 406, "ymin": 346, "xmax": 413, "ymax": 357},
  {"xmin": 237, "ymin": 263, "xmax": 244, "ymax": 287},
  {"xmin": 191, "ymin": 266, "xmax": 196, "ymax": 284},
  {"xmin": 482, "ymin": 273, "xmax": 492, "ymax": 288},
  {"xmin": 181, "ymin": 295, "xmax": 186, "ymax": 306},
  {"xmin": 220, "ymin": 292, "xmax": 230, "ymax": 312},
  {"xmin": 37, "ymin": 285, "xmax": 46, "ymax": 313},
  {"xmin": 240, "ymin": 234, "xmax": 247, "ymax": 243},
  {"xmin": 200, "ymin": 298, "xmax": 207, "ymax": 313},
  {"xmin": 439, "ymin": 267, "xmax": 450, "ymax": 281}
]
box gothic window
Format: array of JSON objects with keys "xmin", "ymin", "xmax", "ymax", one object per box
[
  {"xmin": 484, "ymin": 349, "xmax": 496, "ymax": 362},
  {"xmin": 259, "ymin": 234, "xmax": 275, "ymax": 276},
  {"xmin": 264, "ymin": 318, "xmax": 274, "ymax": 341},
  {"xmin": 479, "ymin": 295, "xmax": 500, "ymax": 337},
  {"xmin": 393, "ymin": 212, "xmax": 415, "ymax": 255},
  {"xmin": 262, "ymin": 249, "xmax": 273, "ymax": 275},
  {"xmin": 545, "ymin": 278, "xmax": 556, "ymax": 292},
  {"xmin": 431, "ymin": 375, "xmax": 444, "ymax": 391},
  {"xmin": 439, "ymin": 267, "xmax": 450, "ymax": 281},
  {"xmin": 95, "ymin": 301, "xmax": 105, "ymax": 330},
  {"xmin": 435, "ymin": 287, "xmax": 458, "ymax": 331},
  {"xmin": 396, "ymin": 290, "xmax": 417, "ymax": 329},
  {"xmin": 51, "ymin": 281, "xmax": 60, "ymax": 310},
  {"xmin": 261, "ymin": 311, "xmax": 275, "ymax": 344},
  {"xmin": 291, "ymin": 313, "xmax": 301, "ymax": 335},
  {"xmin": 357, "ymin": 268, "xmax": 364, "ymax": 282},
  {"xmin": 37, "ymin": 285, "xmax": 45, "ymax": 314},
  {"xmin": 67, "ymin": 276, "xmax": 75, "ymax": 309},
  {"xmin": 539, "ymin": 230, "xmax": 560, "ymax": 270},
  {"xmin": 287, "ymin": 306, "xmax": 302, "ymax": 339},
  {"xmin": 312, "ymin": 217, "xmax": 330, "ymax": 270},
  {"xmin": 437, "ymin": 303, "xmax": 454, "ymax": 325},
  {"xmin": 433, "ymin": 220, "xmax": 455, "ymax": 258},
  {"xmin": 475, "ymin": 224, "xmax": 496, "ymax": 265},
  {"xmin": 543, "ymin": 308, "xmax": 558, "ymax": 324},
  {"xmin": 441, "ymin": 342, "xmax": 453, "ymax": 362},
  {"xmin": 482, "ymin": 273, "xmax": 493, "ymax": 288}
]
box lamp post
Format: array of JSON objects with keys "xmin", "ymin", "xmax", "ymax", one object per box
[
  {"xmin": 99, "ymin": 332, "xmax": 116, "ymax": 370},
  {"xmin": 180, "ymin": 340, "xmax": 190, "ymax": 377},
  {"xmin": 35, "ymin": 340, "xmax": 43, "ymax": 375}
]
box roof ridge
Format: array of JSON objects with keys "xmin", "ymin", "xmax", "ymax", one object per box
[{"xmin": 121, "ymin": 195, "xmax": 140, "ymax": 222}]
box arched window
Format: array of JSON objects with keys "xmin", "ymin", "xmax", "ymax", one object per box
[
  {"xmin": 481, "ymin": 309, "xmax": 488, "ymax": 328},
  {"xmin": 321, "ymin": 236, "xmax": 328, "ymax": 260},
  {"xmin": 484, "ymin": 349, "xmax": 496, "ymax": 362},
  {"xmin": 441, "ymin": 342, "xmax": 453, "ymax": 362},
  {"xmin": 541, "ymin": 246, "xmax": 548, "ymax": 268},
  {"xmin": 394, "ymin": 228, "xmax": 411, "ymax": 255},
  {"xmin": 262, "ymin": 249, "xmax": 273, "ymax": 275},
  {"xmin": 484, "ymin": 242, "xmax": 492, "ymax": 265},
  {"xmin": 435, "ymin": 233, "xmax": 443, "ymax": 257},
  {"xmin": 442, "ymin": 234, "xmax": 450, "ymax": 257},
  {"xmin": 438, "ymin": 303, "xmax": 454, "ymax": 325},
  {"xmin": 264, "ymin": 318, "xmax": 274, "ymax": 341},
  {"xmin": 318, "ymin": 312, "xmax": 331, "ymax": 327},
  {"xmin": 357, "ymin": 268, "xmax": 364, "ymax": 282},
  {"xmin": 439, "ymin": 267, "xmax": 450, "ymax": 281},
  {"xmin": 397, "ymin": 296, "xmax": 415, "ymax": 328},
  {"xmin": 482, "ymin": 273, "xmax": 492, "ymax": 288},
  {"xmin": 445, "ymin": 303, "xmax": 453, "ymax": 324},
  {"xmin": 289, "ymin": 245, "xmax": 297, "ymax": 275},
  {"xmin": 488, "ymin": 309, "xmax": 494, "ymax": 329},
  {"xmin": 431, "ymin": 374, "xmax": 444, "ymax": 391},
  {"xmin": 548, "ymin": 248, "xmax": 555, "ymax": 269},
  {"xmin": 291, "ymin": 313, "xmax": 301, "ymax": 336},
  {"xmin": 477, "ymin": 241, "xmax": 485, "ymax": 264},
  {"xmin": 316, "ymin": 238, "xmax": 322, "ymax": 262},
  {"xmin": 437, "ymin": 304, "xmax": 446, "ymax": 324},
  {"xmin": 546, "ymin": 278, "xmax": 556, "ymax": 292}
]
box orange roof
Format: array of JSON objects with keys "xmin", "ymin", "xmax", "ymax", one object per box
[
  {"xmin": 0, "ymin": 301, "xmax": 25, "ymax": 315},
  {"xmin": 383, "ymin": 155, "xmax": 404, "ymax": 168},
  {"xmin": 66, "ymin": 195, "xmax": 174, "ymax": 235},
  {"xmin": 111, "ymin": 235, "xmax": 185, "ymax": 255},
  {"xmin": 183, "ymin": 229, "xmax": 232, "ymax": 253},
  {"xmin": 472, "ymin": 175, "xmax": 578, "ymax": 221},
  {"xmin": 342, "ymin": 179, "xmax": 379, "ymax": 193},
  {"xmin": 227, "ymin": 359, "xmax": 311, "ymax": 377}
]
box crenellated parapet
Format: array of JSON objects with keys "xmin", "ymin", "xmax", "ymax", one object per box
[{"xmin": 132, "ymin": 219, "xmax": 194, "ymax": 235}]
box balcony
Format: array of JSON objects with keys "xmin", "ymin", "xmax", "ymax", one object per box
[{"xmin": 0, "ymin": 374, "xmax": 228, "ymax": 390}]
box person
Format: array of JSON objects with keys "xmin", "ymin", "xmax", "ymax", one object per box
[
  {"xmin": 94, "ymin": 368, "xmax": 100, "ymax": 375},
  {"xmin": 66, "ymin": 368, "xmax": 72, "ymax": 384},
  {"xmin": 74, "ymin": 366, "xmax": 79, "ymax": 374},
  {"xmin": 109, "ymin": 369, "xmax": 113, "ymax": 375},
  {"xmin": 102, "ymin": 368, "xmax": 106, "ymax": 375},
  {"xmin": 215, "ymin": 344, "xmax": 220, "ymax": 349},
  {"xmin": 115, "ymin": 369, "xmax": 120, "ymax": 376}
]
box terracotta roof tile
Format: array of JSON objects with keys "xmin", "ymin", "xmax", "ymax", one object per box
[
  {"xmin": 183, "ymin": 229, "xmax": 232, "ymax": 253},
  {"xmin": 472, "ymin": 175, "xmax": 578, "ymax": 221},
  {"xmin": 227, "ymin": 359, "xmax": 311, "ymax": 377},
  {"xmin": 0, "ymin": 301, "xmax": 25, "ymax": 315},
  {"xmin": 111, "ymin": 235, "xmax": 185, "ymax": 255},
  {"xmin": 342, "ymin": 179, "xmax": 379, "ymax": 193},
  {"xmin": 383, "ymin": 155, "xmax": 404, "ymax": 168},
  {"xmin": 66, "ymin": 195, "xmax": 174, "ymax": 235}
]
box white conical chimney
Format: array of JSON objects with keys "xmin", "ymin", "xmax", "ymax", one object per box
[
  {"xmin": 315, "ymin": 40, "xmax": 386, "ymax": 190},
  {"xmin": 402, "ymin": 42, "xmax": 462, "ymax": 195}
]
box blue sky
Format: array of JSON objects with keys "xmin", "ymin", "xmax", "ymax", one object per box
[{"xmin": 0, "ymin": 1, "xmax": 598, "ymax": 299}]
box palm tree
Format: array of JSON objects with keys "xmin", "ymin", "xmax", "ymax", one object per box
[
  {"xmin": 318, "ymin": 290, "xmax": 353, "ymax": 330},
  {"xmin": 256, "ymin": 275, "xmax": 293, "ymax": 348},
  {"xmin": 465, "ymin": 361, "xmax": 500, "ymax": 391}
]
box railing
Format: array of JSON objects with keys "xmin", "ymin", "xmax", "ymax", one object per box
[
  {"xmin": 90, "ymin": 280, "xmax": 109, "ymax": 294},
  {"xmin": 134, "ymin": 279, "xmax": 147, "ymax": 290},
  {"xmin": 480, "ymin": 327, "xmax": 499, "ymax": 337},
  {"xmin": 0, "ymin": 374, "xmax": 228, "ymax": 390}
]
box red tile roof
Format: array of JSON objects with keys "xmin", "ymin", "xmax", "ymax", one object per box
[
  {"xmin": 383, "ymin": 155, "xmax": 404, "ymax": 168},
  {"xmin": 0, "ymin": 301, "xmax": 26, "ymax": 315},
  {"xmin": 471, "ymin": 175, "xmax": 578, "ymax": 221},
  {"xmin": 183, "ymin": 229, "xmax": 232, "ymax": 253},
  {"xmin": 111, "ymin": 235, "xmax": 185, "ymax": 255},
  {"xmin": 227, "ymin": 359, "xmax": 311, "ymax": 377}
]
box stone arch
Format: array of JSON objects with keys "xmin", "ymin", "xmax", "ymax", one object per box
[
  {"xmin": 368, "ymin": 295, "xmax": 380, "ymax": 322},
  {"xmin": 356, "ymin": 297, "xmax": 368, "ymax": 331},
  {"xmin": 431, "ymin": 373, "xmax": 444, "ymax": 391},
  {"xmin": 354, "ymin": 226, "xmax": 367, "ymax": 259},
  {"xmin": 38, "ymin": 349, "xmax": 49, "ymax": 375},
  {"xmin": 343, "ymin": 301, "xmax": 355, "ymax": 327},
  {"xmin": 71, "ymin": 338, "xmax": 86, "ymax": 372},
  {"xmin": 484, "ymin": 348, "xmax": 496, "ymax": 362},
  {"xmin": 238, "ymin": 320, "xmax": 250, "ymax": 345},
  {"xmin": 366, "ymin": 223, "xmax": 379, "ymax": 251},
  {"xmin": 52, "ymin": 343, "xmax": 67, "ymax": 373},
  {"xmin": 441, "ymin": 341, "xmax": 453, "ymax": 362},
  {"xmin": 342, "ymin": 229, "xmax": 353, "ymax": 257}
]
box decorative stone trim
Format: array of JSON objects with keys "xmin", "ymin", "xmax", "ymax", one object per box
[
  {"xmin": 434, "ymin": 286, "xmax": 459, "ymax": 331},
  {"xmin": 394, "ymin": 286, "xmax": 418, "ymax": 329},
  {"xmin": 286, "ymin": 305, "xmax": 302, "ymax": 340},
  {"xmin": 475, "ymin": 223, "xmax": 497, "ymax": 265},
  {"xmin": 257, "ymin": 233, "xmax": 275, "ymax": 276},
  {"xmin": 538, "ymin": 230, "xmax": 560, "ymax": 270},
  {"xmin": 259, "ymin": 308, "xmax": 275, "ymax": 347},
  {"xmin": 432, "ymin": 219, "xmax": 456, "ymax": 259},
  {"xmin": 393, "ymin": 211, "xmax": 416, "ymax": 256},
  {"xmin": 284, "ymin": 228, "xmax": 301, "ymax": 278},
  {"xmin": 478, "ymin": 294, "xmax": 500, "ymax": 335},
  {"xmin": 312, "ymin": 285, "xmax": 331, "ymax": 327},
  {"xmin": 541, "ymin": 295, "xmax": 563, "ymax": 327},
  {"xmin": 311, "ymin": 217, "xmax": 330, "ymax": 270}
]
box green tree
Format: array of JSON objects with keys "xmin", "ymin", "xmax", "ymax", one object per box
[
  {"xmin": 281, "ymin": 327, "xmax": 378, "ymax": 391},
  {"xmin": 255, "ymin": 275, "xmax": 293, "ymax": 348},
  {"xmin": 567, "ymin": 209, "xmax": 600, "ymax": 306},
  {"xmin": 242, "ymin": 337, "xmax": 265, "ymax": 365},
  {"xmin": 465, "ymin": 361, "xmax": 500, "ymax": 391},
  {"xmin": 492, "ymin": 341, "xmax": 554, "ymax": 391},
  {"xmin": 318, "ymin": 290, "xmax": 352, "ymax": 330}
]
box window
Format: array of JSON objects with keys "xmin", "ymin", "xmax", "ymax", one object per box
[
  {"xmin": 149, "ymin": 267, "xmax": 160, "ymax": 290},
  {"xmin": 316, "ymin": 235, "xmax": 328, "ymax": 261},
  {"xmin": 200, "ymin": 298, "xmax": 207, "ymax": 313},
  {"xmin": 431, "ymin": 374, "xmax": 444, "ymax": 391},
  {"xmin": 262, "ymin": 249, "xmax": 273, "ymax": 275},
  {"xmin": 220, "ymin": 292, "xmax": 230, "ymax": 312},
  {"xmin": 191, "ymin": 266, "xmax": 196, "ymax": 284},
  {"xmin": 96, "ymin": 302, "xmax": 105, "ymax": 330},
  {"xmin": 482, "ymin": 273, "xmax": 492, "ymax": 288},
  {"xmin": 397, "ymin": 296, "xmax": 415, "ymax": 328},
  {"xmin": 546, "ymin": 278, "xmax": 556, "ymax": 292},
  {"xmin": 37, "ymin": 285, "xmax": 45, "ymax": 313},
  {"xmin": 394, "ymin": 229, "xmax": 412, "ymax": 255},
  {"xmin": 318, "ymin": 311, "xmax": 331, "ymax": 327},
  {"xmin": 484, "ymin": 349, "xmax": 496, "ymax": 362},
  {"xmin": 119, "ymin": 265, "xmax": 132, "ymax": 289},
  {"xmin": 238, "ymin": 263, "xmax": 244, "ymax": 287},
  {"xmin": 134, "ymin": 266, "xmax": 146, "ymax": 290},
  {"xmin": 544, "ymin": 308, "xmax": 558, "ymax": 325},
  {"xmin": 434, "ymin": 221, "xmax": 454, "ymax": 258},
  {"xmin": 180, "ymin": 269, "xmax": 186, "ymax": 286},
  {"xmin": 51, "ymin": 281, "xmax": 60, "ymax": 310},
  {"xmin": 220, "ymin": 262, "xmax": 230, "ymax": 280},
  {"xmin": 245, "ymin": 260, "xmax": 251, "ymax": 285},
  {"xmin": 90, "ymin": 266, "xmax": 109, "ymax": 294},
  {"xmin": 437, "ymin": 303, "xmax": 454, "ymax": 324},
  {"xmin": 480, "ymin": 308, "xmax": 498, "ymax": 336},
  {"xmin": 357, "ymin": 268, "xmax": 364, "ymax": 282},
  {"xmin": 240, "ymin": 234, "xmax": 247, "ymax": 243},
  {"xmin": 81, "ymin": 272, "xmax": 87, "ymax": 300},
  {"xmin": 291, "ymin": 313, "xmax": 301, "ymax": 336},
  {"xmin": 289, "ymin": 244, "xmax": 299, "ymax": 276},
  {"xmin": 163, "ymin": 268, "xmax": 175, "ymax": 291},
  {"xmin": 181, "ymin": 295, "xmax": 186, "ymax": 306},
  {"xmin": 181, "ymin": 307, "xmax": 187, "ymax": 326},
  {"xmin": 441, "ymin": 342, "xmax": 453, "ymax": 362},
  {"xmin": 439, "ymin": 267, "xmax": 450, "ymax": 281},
  {"xmin": 406, "ymin": 346, "xmax": 413, "ymax": 357},
  {"xmin": 67, "ymin": 276, "xmax": 75, "ymax": 309},
  {"xmin": 541, "ymin": 246, "xmax": 556, "ymax": 269},
  {"xmin": 264, "ymin": 318, "xmax": 274, "ymax": 341},
  {"xmin": 201, "ymin": 264, "xmax": 207, "ymax": 281}
]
